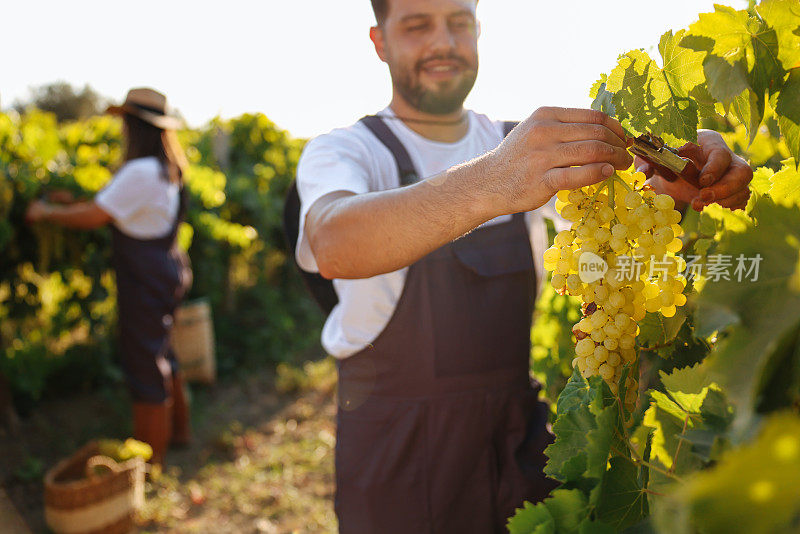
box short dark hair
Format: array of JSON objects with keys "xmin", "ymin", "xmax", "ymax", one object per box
[
  {"xmin": 371, "ymin": 0, "xmax": 478, "ymax": 26},
  {"xmin": 371, "ymin": 0, "xmax": 389, "ymax": 25}
]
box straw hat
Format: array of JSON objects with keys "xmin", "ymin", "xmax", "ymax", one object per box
[{"xmin": 106, "ymin": 87, "xmax": 182, "ymax": 130}]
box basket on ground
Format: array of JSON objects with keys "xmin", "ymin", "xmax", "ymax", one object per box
[{"xmin": 44, "ymin": 441, "xmax": 145, "ymax": 534}]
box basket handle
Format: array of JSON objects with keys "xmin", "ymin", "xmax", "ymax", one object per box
[{"xmin": 85, "ymin": 455, "xmax": 121, "ymax": 480}]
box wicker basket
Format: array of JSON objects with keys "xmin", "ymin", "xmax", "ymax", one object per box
[
  {"xmin": 171, "ymin": 298, "xmax": 216, "ymax": 384},
  {"xmin": 44, "ymin": 441, "xmax": 145, "ymax": 534}
]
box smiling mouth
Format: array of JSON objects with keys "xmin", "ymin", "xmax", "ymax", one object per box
[
  {"xmin": 419, "ymin": 62, "xmax": 464, "ymax": 78},
  {"xmin": 427, "ymin": 65, "xmax": 458, "ymax": 72}
]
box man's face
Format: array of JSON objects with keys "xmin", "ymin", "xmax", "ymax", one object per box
[{"xmin": 375, "ymin": 0, "xmax": 479, "ymax": 115}]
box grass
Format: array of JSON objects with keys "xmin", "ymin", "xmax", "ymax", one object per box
[
  {"xmin": 138, "ymin": 357, "xmax": 338, "ymax": 533},
  {"xmin": 1, "ymin": 357, "xmax": 339, "ymax": 534}
]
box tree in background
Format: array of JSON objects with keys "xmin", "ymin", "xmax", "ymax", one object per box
[{"xmin": 13, "ymin": 82, "xmax": 106, "ymax": 123}]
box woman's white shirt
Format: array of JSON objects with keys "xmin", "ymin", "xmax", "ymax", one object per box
[{"xmin": 95, "ymin": 156, "xmax": 180, "ymax": 239}]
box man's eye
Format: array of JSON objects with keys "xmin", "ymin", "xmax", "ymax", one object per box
[
  {"xmin": 407, "ymin": 25, "xmax": 427, "ymax": 32},
  {"xmin": 451, "ymin": 20, "xmax": 474, "ymax": 31}
]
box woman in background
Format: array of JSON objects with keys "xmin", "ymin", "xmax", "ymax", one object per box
[{"xmin": 25, "ymin": 88, "xmax": 193, "ymax": 466}]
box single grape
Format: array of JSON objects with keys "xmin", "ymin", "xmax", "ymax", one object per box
[
  {"xmin": 555, "ymin": 230, "xmax": 573, "ymax": 247},
  {"xmin": 599, "ymin": 363, "xmax": 614, "ymax": 381},
  {"xmin": 551, "ymin": 273, "xmax": 567, "ymax": 289},
  {"xmin": 654, "ymin": 194, "xmax": 675, "ymax": 210},
  {"xmin": 576, "ymin": 338, "xmax": 595, "ymax": 357},
  {"xmin": 603, "ymin": 337, "xmax": 618, "ymax": 351},
  {"xmin": 591, "ymin": 328, "xmax": 606, "ymax": 343},
  {"xmin": 544, "ymin": 246, "xmax": 561, "ymax": 264},
  {"xmin": 624, "ymin": 191, "xmax": 642, "ymax": 208}
]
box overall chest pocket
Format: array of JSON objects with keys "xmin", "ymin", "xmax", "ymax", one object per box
[{"xmin": 428, "ymin": 217, "xmax": 536, "ymax": 378}]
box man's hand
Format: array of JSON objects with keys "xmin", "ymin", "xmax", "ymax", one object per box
[
  {"xmin": 635, "ymin": 130, "xmax": 753, "ymax": 212},
  {"xmin": 485, "ymin": 107, "xmax": 634, "ymax": 214},
  {"xmin": 307, "ymin": 107, "xmax": 633, "ymax": 280}
]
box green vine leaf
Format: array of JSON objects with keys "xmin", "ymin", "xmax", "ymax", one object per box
[
  {"xmin": 757, "ymin": 0, "xmax": 800, "ymax": 70},
  {"xmin": 694, "ymin": 196, "xmax": 800, "ymax": 419},
  {"xmin": 768, "ymin": 158, "xmax": 800, "ymax": 204},
  {"xmin": 669, "ymin": 413, "xmax": 800, "ymax": 534},
  {"xmin": 658, "ymin": 30, "xmax": 707, "ymax": 99},
  {"xmin": 507, "ymin": 500, "xmax": 556, "ymax": 534},
  {"xmin": 682, "ymin": 4, "xmax": 786, "ymax": 142},
  {"xmin": 750, "ymin": 166, "xmax": 775, "ymax": 195},
  {"xmin": 606, "ymin": 48, "xmax": 699, "ymax": 145},
  {"xmin": 595, "ymin": 456, "xmax": 649, "ymax": 530},
  {"xmin": 508, "ymin": 490, "xmax": 592, "ymax": 534},
  {"xmin": 545, "ymin": 374, "xmax": 616, "ymax": 484},
  {"xmin": 637, "ymin": 308, "xmax": 687, "ymax": 355},
  {"xmin": 775, "ymin": 69, "xmax": 800, "ymax": 164}
]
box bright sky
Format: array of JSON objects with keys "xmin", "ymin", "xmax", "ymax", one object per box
[{"xmin": 2, "ymin": 0, "xmax": 745, "ymax": 139}]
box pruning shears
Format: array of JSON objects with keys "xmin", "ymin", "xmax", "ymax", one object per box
[{"xmin": 629, "ymin": 133, "xmax": 702, "ymax": 189}]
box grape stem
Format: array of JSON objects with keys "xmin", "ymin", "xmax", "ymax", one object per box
[
  {"xmin": 616, "ymin": 435, "xmax": 685, "ymax": 483},
  {"xmin": 609, "ymin": 441, "xmax": 682, "ymax": 482},
  {"xmin": 575, "ymin": 180, "xmax": 611, "ymax": 227},
  {"xmin": 588, "ymin": 179, "xmax": 610, "ymax": 205},
  {"xmin": 608, "ymin": 175, "xmax": 615, "ymax": 210},
  {"xmin": 612, "ymin": 173, "xmax": 633, "ymax": 193},
  {"xmin": 667, "ymin": 414, "xmax": 692, "ymax": 476},
  {"xmin": 636, "ymin": 341, "xmax": 676, "ymax": 352}
]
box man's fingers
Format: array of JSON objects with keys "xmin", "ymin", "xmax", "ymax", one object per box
[
  {"xmin": 648, "ymin": 175, "xmax": 699, "ymax": 205},
  {"xmin": 532, "ymin": 107, "xmax": 628, "ymax": 142},
  {"xmin": 693, "ymin": 188, "xmax": 751, "ymax": 211},
  {"xmin": 543, "ymin": 163, "xmax": 613, "ymax": 193},
  {"xmin": 698, "ymin": 146, "xmax": 733, "ymax": 188},
  {"xmin": 717, "ymin": 189, "xmax": 751, "ymax": 210},
  {"xmin": 554, "ymin": 140, "xmax": 633, "ymax": 170},
  {"xmin": 697, "ymin": 161, "xmax": 752, "ymax": 202},
  {"xmin": 557, "ymin": 122, "xmax": 628, "ymax": 148},
  {"xmin": 634, "ymin": 157, "xmax": 655, "ymax": 178},
  {"xmin": 676, "ymin": 142, "xmax": 706, "ymax": 168},
  {"xmin": 638, "ymin": 163, "xmax": 655, "ymax": 178}
]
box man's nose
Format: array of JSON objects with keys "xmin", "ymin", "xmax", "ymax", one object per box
[{"xmin": 427, "ymin": 20, "xmax": 457, "ymax": 53}]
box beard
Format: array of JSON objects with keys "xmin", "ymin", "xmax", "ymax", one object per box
[{"xmin": 390, "ymin": 54, "xmax": 478, "ymax": 115}]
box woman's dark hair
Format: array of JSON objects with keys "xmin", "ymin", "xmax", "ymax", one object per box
[{"xmin": 122, "ymin": 113, "xmax": 187, "ymax": 184}]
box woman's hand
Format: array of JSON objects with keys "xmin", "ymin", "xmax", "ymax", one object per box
[
  {"xmin": 46, "ymin": 189, "xmax": 77, "ymax": 204},
  {"xmin": 25, "ymin": 200, "xmax": 51, "ymax": 224},
  {"xmin": 637, "ymin": 130, "xmax": 753, "ymax": 212}
]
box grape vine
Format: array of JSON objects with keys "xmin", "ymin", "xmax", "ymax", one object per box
[
  {"xmin": 512, "ymin": 1, "xmax": 800, "ymax": 532},
  {"xmin": 545, "ymin": 170, "xmax": 688, "ymax": 418},
  {"xmin": 0, "ymin": 111, "xmax": 319, "ymax": 405}
]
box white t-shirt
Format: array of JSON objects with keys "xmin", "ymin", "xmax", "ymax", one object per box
[
  {"xmin": 296, "ymin": 108, "xmax": 565, "ymax": 359},
  {"xmin": 95, "ymin": 156, "xmax": 180, "ymax": 239}
]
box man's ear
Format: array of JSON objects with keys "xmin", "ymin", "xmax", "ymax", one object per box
[
  {"xmin": 370, "ymin": 25, "xmax": 388, "ymax": 63},
  {"xmin": 476, "ymin": 19, "xmax": 481, "ymax": 39}
]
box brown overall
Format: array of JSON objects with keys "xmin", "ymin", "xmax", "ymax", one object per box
[{"xmin": 335, "ymin": 212, "xmax": 558, "ymax": 533}]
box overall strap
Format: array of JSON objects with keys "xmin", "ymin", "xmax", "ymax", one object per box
[
  {"xmin": 359, "ymin": 115, "xmax": 419, "ymax": 186},
  {"xmin": 502, "ymin": 121, "xmax": 519, "ymax": 137},
  {"xmin": 360, "ymin": 116, "xmax": 519, "ymax": 187}
]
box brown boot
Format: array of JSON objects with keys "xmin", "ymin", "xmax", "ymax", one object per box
[
  {"xmin": 133, "ymin": 400, "xmax": 172, "ymax": 466},
  {"xmin": 170, "ymin": 371, "xmax": 192, "ymax": 448}
]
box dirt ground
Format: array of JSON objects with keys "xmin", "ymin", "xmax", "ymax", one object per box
[{"xmin": 0, "ymin": 357, "xmax": 339, "ymax": 534}]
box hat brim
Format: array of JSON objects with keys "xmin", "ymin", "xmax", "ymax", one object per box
[{"xmin": 106, "ymin": 104, "xmax": 183, "ymax": 130}]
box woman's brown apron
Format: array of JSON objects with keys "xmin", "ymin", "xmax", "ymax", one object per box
[{"xmin": 110, "ymin": 182, "xmax": 192, "ymax": 403}]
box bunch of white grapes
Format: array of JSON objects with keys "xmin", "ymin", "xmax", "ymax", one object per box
[{"xmin": 543, "ymin": 169, "xmax": 688, "ymax": 414}]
